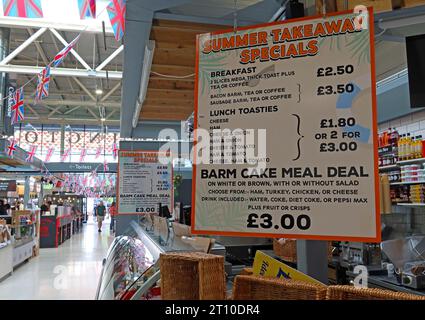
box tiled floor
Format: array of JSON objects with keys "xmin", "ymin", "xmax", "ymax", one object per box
[{"xmin": 0, "ymin": 218, "xmax": 114, "ymax": 300}]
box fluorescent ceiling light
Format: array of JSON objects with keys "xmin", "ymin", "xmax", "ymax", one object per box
[
  {"xmin": 132, "ymin": 40, "xmax": 155, "ymax": 128},
  {"xmin": 95, "ymin": 89, "xmax": 103, "ymax": 95}
]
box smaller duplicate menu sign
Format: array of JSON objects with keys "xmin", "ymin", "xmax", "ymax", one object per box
[
  {"xmin": 118, "ymin": 151, "xmax": 173, "ymax": 214},
  {"xmin": 192, "ymin": 9, "xmax": 380, "ymax": 241}
]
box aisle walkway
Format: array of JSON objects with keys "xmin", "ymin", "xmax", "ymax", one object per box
[{"xmin": 0, "ymin": 218, "xmax": 113, "ymax": 300}]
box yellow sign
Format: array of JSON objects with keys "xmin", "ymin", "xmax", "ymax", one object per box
[{"xmin": 252, "ymin": 250, "xmax": 324, "ymax": 286}]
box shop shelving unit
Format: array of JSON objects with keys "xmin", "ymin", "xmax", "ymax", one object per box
[
  {"xmin": 398, "ymin": 158, "xmax": 425, "ymax": 165},
  {"xmin": 11, "ymin": 210, "xmax": 39, "ymax": 268},
  {"xmin": 379, "ymin": 164, "xmax": 399, "ymax": 171},
  {"xmin": 390, "ymin": 181, "xmax": 425, "ymax": 185}
]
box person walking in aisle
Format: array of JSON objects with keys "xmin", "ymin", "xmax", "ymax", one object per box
[
  {"xmin": 109, "ymin": 201, "xmax": 117, "ymax": 233},
  {"xmin": 96, "ymin": 201, "xmax": 106, "ymax": 232},
  {"xmin": 0, "ymin": 200, "xmax": 8, "ymax": 216}
]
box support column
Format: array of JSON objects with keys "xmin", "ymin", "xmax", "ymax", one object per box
[
  {"xmin": 38, "ymin": 184, "xmax": 44, "ymax": 208},
  {"xmin": 120, "ymin": 4, "xmax": 154, "ymax": 138},
  {"xmin": 60, "ymin": 124, "xmax": 65, "ymax": 156},
  {"xmin": 0, "ymin": 27, "xmax": 11, "ymax": 135},
  {"xmin": 24, "ymin": 176, "xmax": 31, "ymax": 209},
  {"xmin": 296, "ymin": 240, "xmax": 329, "ymax": 284}
]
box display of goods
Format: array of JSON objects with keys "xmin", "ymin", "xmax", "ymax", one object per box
[
  {"xmin": 409, "ymin": 184, "xmax": 425, "ymax": 203},
  {"xmin": 392, "ymin": 185, "xmax": 410, "ymax": 203},
  {"xmin": 398, "ymin": 134, "xmax": 423, "ymax": 161},
  {"xmin": 400, "ymin": 165, "xmax": 424, "ymax": 182},
  {"xmin": 387, "ymin": 171, "xmax": 401, "ymax": 183},
  {"xmin": 378, "ymin": 128, "xmax": 399, "ymax": 148}
]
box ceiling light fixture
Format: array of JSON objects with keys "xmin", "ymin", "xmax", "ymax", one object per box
[
  {"xmin": 133, "ymin": 40, "xmax": 155, "ymax": 128},
  {"xmin": 95, "ymin": 88, "xmax": 103, "ymax": 95}
]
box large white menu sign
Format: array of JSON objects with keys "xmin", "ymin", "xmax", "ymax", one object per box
[
  {"xmin": 192, "ymin": 9, "xmax": 380, "ymax": 241},
  {"xmin": 118, "ymin": 151, "xmax": 173, "ymax": 214}
]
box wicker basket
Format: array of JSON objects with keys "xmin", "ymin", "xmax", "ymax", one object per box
[
  {"xmin": 326, "ymin": 285, "xmax": 425, "ymax": 300},
  {"xmin": 232, "ymin": 275, "xmax": 327, "ymax": 300},
  {"xmin": 273, "ymin": 239, "xmax": 334, "ymax": 262},
  {"xmin": 273, "ymin": 239, "xmax": 297, "ymax": 262},
  {"xmin": 160, "ymin": 251, "xmax": 226, "ymax": 300},
  {"xmin": 240, "ymin": 267, "xmax": 253, "ymax": 276}
]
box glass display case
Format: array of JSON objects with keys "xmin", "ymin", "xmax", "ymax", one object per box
[{"xmin": 96, "ymin": 216, "xmax": 225, "ymax": 300}]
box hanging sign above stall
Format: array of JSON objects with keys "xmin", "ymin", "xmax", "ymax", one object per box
[
  {"xmin": 0, "ymin": 180, "xmax": 17, "ymax": 192},
  {"xmin": 117, "ymin": 151, "xmax": 173, "ymax": 215},
  {"xmin": 192, "ymin": 8, "xmax": 380, "ymax": 242}
]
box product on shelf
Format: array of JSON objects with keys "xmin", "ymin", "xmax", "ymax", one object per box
[
  {"xmin": 409, "ymin": 184, "xmax": 425, "ymax": 204},
  {"xmin": 378, "ymin": 128, "xmax": 399, "ymax": 166},
  {"xmin": 387, "ymin": 171, "xmax": 401, "ymax": 183},
  {"xmin": 400, "ymin": 165, "xmax": 424, "ymax": 182},
  {"xmin": 393, "ymin": 185, "xmax": 410, "ymax": 204},
  {"xmin": 397, "ymin": 133, "xmax": 425, "ymax": 161}
]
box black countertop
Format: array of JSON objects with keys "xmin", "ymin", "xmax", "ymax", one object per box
[{"xmin": 347, "ymin": 271, "xmax": 425, "ymax": 296}]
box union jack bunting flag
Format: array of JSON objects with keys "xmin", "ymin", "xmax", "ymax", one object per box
[
  {"xmin": 6, "ymin": 139, "xmax": 17, "ymax": 157},
  {"xmin": 11, "ymin": 87, "xmax": 25, "ymax": 125},
  {"xmin": 45, "ymin": 147, "xmax": 54, "ymax": 162},
  {"xmin": 95, "ymin": 146, "xmax": 102, "ymax": 159},
  {"xmin": 3, "ymin": 0, "xmax": 43, "ymax": 18},
  {"xmin": 112, "ymin": 142, "xmax": 118, "ymax": 159},
  {"xmin": 35, "ymin": 66, "xmax": 50, "ymax": 101},
  {"xmin": 25, "ymin": 145, "xmax": 37, "ymax": 162},
  {"xmin": 79, "ymin": 148, "xmax": 87, "ymax": 162},
  {"xmin": 107, "ymin": 0, "xmax": 126, "ymax": 41},
  {"xmin": 78, "ymin": 0, "xmax": 96, "ymax": 19},
  {"xmin": 52, "ymin": 34, "xmax": 81, "ymax": 67},
  {"xmin": 61, "ymin": 148, "xmax": 71, "ymax": 162}
]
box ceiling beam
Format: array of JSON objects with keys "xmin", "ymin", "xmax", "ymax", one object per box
[
  {"xmin": 25, "ymin": 117, "xmax": 119, "ymax": 126},
  {"xmin": 101, "ymin": 81, "xmax": 121, "ymax": 102},
  {"xmin": 50, "ymin": 28, "xmax": 92, "ymax": 70},
  {"xmin": 0, "ymin": 64, "xmax": 122, "ymax": 79},
  {"xmin": 0, "ymin": 27, "xmax": 47, "ymax": 65},
  {"xmin": 64, "ymin": 106, "xmax": 81, "ymax": 115},
  {"xmin": 72, "ymin": 77, "xmax": 96, "ymax": 101},
  {"xmin": 48, "ymin": 105, "xmax": 64, "ymax": 117},
  {"xmin": 87, "ymin": 107, "xmax": 100, "ymax": 120},
  {"xmin": 24, "ymin": 90, "xmax": 121, "ymax": 99},
  {"xmin": 49, "ymin": 31, "xmax": 79, "ymax": 94},
  {"xmin": 96, "ymin": 45, "xmax": 124, "ymax": 72},
  {"xmin": 33, "ymin": 99, "xmax": 121, "ymax": 108},
  {"xmin": 0, "ymin": 16, "xmax": 114, "ymax": 34}
]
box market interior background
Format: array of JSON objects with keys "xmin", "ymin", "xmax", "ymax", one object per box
[{"xmin": 0, "ymin": 0, "xmax": 425, "ymax": 300}]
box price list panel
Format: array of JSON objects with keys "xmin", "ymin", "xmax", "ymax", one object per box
[
  {"xmin": 118, "ymin": 151, "xmax": 173, "ymax": 214},
  {"xmin": 192, "ymin": 9, "xmax": 380, "ymax": 241}
]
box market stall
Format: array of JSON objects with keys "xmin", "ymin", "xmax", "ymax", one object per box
[{"xmin": 40, "ymin": 206, "xmax": 73, "ymax": 248}]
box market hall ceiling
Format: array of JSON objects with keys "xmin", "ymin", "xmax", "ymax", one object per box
[{"xmin": 1, "ymin": 0, "xmax": 424, "ymax": 131}]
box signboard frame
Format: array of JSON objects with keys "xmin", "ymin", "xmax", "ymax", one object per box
[
  {"xmin": 117, "ymin": 150, "xmax": 174, "ymax": 215},
  {"xmin": 191, "ymin": 8, "xmax": 380, "ymax": 242}
]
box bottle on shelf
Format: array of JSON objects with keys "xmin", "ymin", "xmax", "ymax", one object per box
[
  {"xmin": 416, "ymin": 136, "xmax": 422, "ymax": 159},
  {"xmin": 385, "ymin": 128, "xmax": 391, "ymax": 146},
  {"xmin": 421, "ymin": 138, "xmax": 425, "ymax": 158},
  {"xmin": 406, "ymin": 133, "xmax": 412, "ymax": 160},
  {"xmin": 398, "ymin": 134, "xmax": 405, "ymax": 161},
  {"xmin": 391, "ymin": 128, "xmax": 399, "ymax": 148}
]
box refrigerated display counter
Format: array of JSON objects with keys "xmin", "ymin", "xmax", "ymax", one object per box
[{"xmin": 96, "ymin": 217, "xmax": 226, "ymax": 300}]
